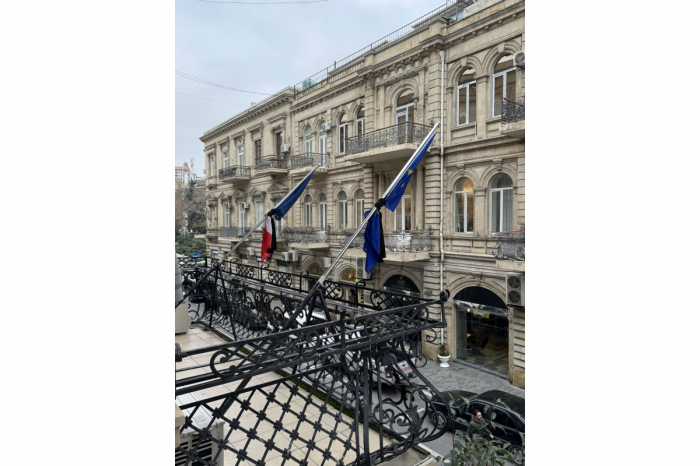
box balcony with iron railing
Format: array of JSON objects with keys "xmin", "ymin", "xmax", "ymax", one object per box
[
  {"xmin": 500, "ymin": 95, "xmax": 525, "ymax": 138},
  {"xmin": 344, "ymin": 122, "xmax": 433, "ymax": 164},
  {"xmin": 254, "ymin": 155, "xmax": 288, "ymax": 176},
  {"xmin": 335, "ymin": 228, "xmax": 434, "ymax": 262},
  {"xmin": 279, "ymin": 226, "xmax": 331, "ymax": 249},
  {"xmin": 218, "ymin": 226, "xmax": 252, "ymax": 239},
  {"xmin": 491, "ymin": 230, "xmax": 525, "ymax": 265},
  {"xmin": 218, "ymin": 165, "xmax": 251, "ymax": 182},
  {"xmin": 290, "ymin": 152, "xmax": 330, "ymax": 174}
]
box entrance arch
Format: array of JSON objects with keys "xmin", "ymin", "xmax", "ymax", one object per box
[
  {"xmin": 453, "ymin": 286, "xmax": 509, "ymax": 377},
  {"xmin": 383, "ymin": 274, "xmax": 420, "ymax": 297}
]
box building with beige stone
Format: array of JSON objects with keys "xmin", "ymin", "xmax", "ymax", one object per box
[{"xmin": 199, "ymin": 0, "xmax": 526, "ymax": 388}]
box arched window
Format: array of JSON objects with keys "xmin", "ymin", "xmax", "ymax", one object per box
[
  {"xmin": 394, "ymin": 184, "xmax": 412, "ymax": 231},
  {"xmin": 396, "ymin": 90, "xmax": 415, "ymax": 123},
  {"xmin": 354, "ymin": 189, "xmax": 364, "ymax": 228},
  {"xmin": 455, "ymin": 178, "xmax": 474, "ymax": 233},
  {"xmin": 318, "ymin": 120, "xmax": 327, "ymax": 155},
  {"xmin": 490, "ymin": 173, "xmax": 513, "ymax": 233},
  {"xmin": 492, "ymin": 54, "xmax": 516, "ymax": 117},
  {"xmin": 338, "ymin": 191, "xmax": 348, "ymax": 229},
  {"xmin": 319, "ymin": 193, "xmax": 327, "ymax": 228},
  {"xmin": 304, "ymin": 126, "xmax": 313, "ymax": 154},
  {"xmin": 338, "ymin": 114, "xmax": 348, "ymax": 154},
  {"xmin": 356, "ymin": 107, "xmax": 365, "ymax": 136},
  {"xmin": 304, "ymin": 194, "xmax": 313, "ymax": 227},
  {"xmin": 457, "ymin": 68, "xmax": 476, "ymax": 125}
]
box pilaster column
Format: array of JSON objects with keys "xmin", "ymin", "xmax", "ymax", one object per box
[
  {"xmin": 474, "ymin": 187, "xmax": 487, "ymax": 236},
  {"xmin": 476, "ymin": 75, "xmax": 489, "ymax": 139},
  {"xmin": 415, "ymin": 166, "xmax": 424, "ymax": 230}
]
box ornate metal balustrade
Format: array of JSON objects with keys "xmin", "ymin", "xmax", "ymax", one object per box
[
  {"xmin": 291, "ymin": 153, "xmax": 329, "ymax": 170},
  {"xmin": 501, "ymin": 95, "xmax": 525, "ymax": 125},
  {"xmin": 491, "ymin": 231, "xmax": 525, "ymax": 261},
  {"xmin": 193, "ymin": 179, "xmax": 206, "ymax": 187},
  {"xmin": 219, "ymin": 226, "xmax": 252, "ymax": 238},
  {"xmin": 345, "ymin": 123, "xmax": 433, "ymax": 156},
  {"xmin": 255, "ymin": 156, "xmax": 288, "ymax": 173},
  {"xmin": 219, "ymin": 165, "xmax": 252, "ymax": 180},
  {"xmin": 177, "ymin": 258, "xmax": 451, "ymax": 466},
  {"xmin": 336, "ymin": 229, "xmax": 433, "ymax": 253},
  {"xmin": 279, "ymin": 226, "xmax": 332, "ymax": 244}
]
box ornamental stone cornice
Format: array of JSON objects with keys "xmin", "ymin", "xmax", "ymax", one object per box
[
  {"xmin": 233, "ymin": 189, "xmax": 247, "ymax": 200},
  {"xmin": 232, "ymin": 130, "xmax": 245, "ymax": 140},
  {"xmin": 246, "ymin": 122, "xmax": 265, "ymax": 134},
  {"xmin": 374, "ymin": 64, "xmax": 427, "ymax": 88},
  {"xmin": 267, "ymin": 182, "xmax": 289, "ymax": 200},
  {"xmin": 249, "ymin": 187, "xmax": 265, "ymax": 199},
  {"xmin": 266, "ymin": 112, "xmax": 288, "ymax": 124}
]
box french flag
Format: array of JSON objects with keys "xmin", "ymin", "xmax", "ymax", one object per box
[{"xmin": 261, "ymin": 216, "xmax": 276, "ymax": 262}]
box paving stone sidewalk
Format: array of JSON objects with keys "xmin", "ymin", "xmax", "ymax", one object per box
[{"xmin": 418, "ymin": 359, "xmax": 525, "ymax": 398}]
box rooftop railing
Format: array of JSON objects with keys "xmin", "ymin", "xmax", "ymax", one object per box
[
  {"xmin": 219, "ymin": 165, "xmax": 251, "ymax": 180},
  {"xmin": 501, "ymin": 95, "xmax": 525, "ymax": 125},
  {"xmin": 345, "ymin": 122, "xmax": 432, "ymax": 156}
]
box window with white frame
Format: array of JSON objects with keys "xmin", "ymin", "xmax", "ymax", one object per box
[
  {"xmin": 254, "ymin": 139, "xmax": 262, "ymax": 161},
  {"xmin": 338, "ymin": 191, "xmax": 348, "ymax": 229},
  {"xmin": 304, "ymin": 194, "xmax": 313, "ymax": 227},
  {"xmin": 396, "ymin": 90, "xmax": 414, "ymax": 144},
  {"xmin": 223, "ymin": 150, "xmax": 229, "ymax": 168},
  {"xmin": 304, "ymin": 126, "xmax": 313, "ymax": 154},
  {"xmin": 490, "ymin": 173, "xmax": 513, "ymax": 234},
  {"xmin": 492, "ymin": 54, "xmax": 516, "ymax": 117},
  {"xmin": 338, "ymin": 114, "xmax": 348, "ymax": 154},
  {"xmin": 354, "ymin": 189, "xmax": 364, "ymax": 228},
  {"xmin": 256, "ymin": 201, "xmax": 264, "ymax": 229},
  {"xmin": 224, "ymin": 203, "xmax": 230, "ymax": 227},
  {"xmin": 318, "ymin": 122, "xmax": 327, "ymax": 155},
  {"xmin": 356, "ymin": 107, "xmax": 365, "ymax": 136},
  {"xmin": 319, "ymin": 193, "xmax": 327, "ymax": 228},
  {"xmin": 238, "ymin": 203, "xmax": 246, "ymax": 227},
  {"xmin": 237, "ymin": 146, "xmax": 245, "ymax": 166},
  {"xmin": 457, "ymin": 68, "xmax": 477, "ymax": 125},
  {"xmin": 455, "ymin": 178, "xmax": 474, "ymax": 233},
  {"xmin": 393, "ymin": 184, "xmax": 412, "ymax": 231}
]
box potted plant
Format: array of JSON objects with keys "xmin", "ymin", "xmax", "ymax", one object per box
[{"xmin": 438, "ymin": 343, "xmax": 450, "ymax": 367}]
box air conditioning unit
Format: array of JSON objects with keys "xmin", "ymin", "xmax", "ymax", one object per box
[
  {"xmin": 514, "ymin": 51, "xmax": 525, "ymax": 68},
  {"xmin": 290, "ymin": 250, "xmax": 299, "ymax": 262},
  {"xmin": 281, "ymin": 144, "xmax": 291, "ymax": 153},
  {"xmin": 356, "ymin": 257, "xmax": 370, "ymax": 279},
  {"xmin": 320, "ymin": 122, "xmax": 332, "ymax": 132},
  {"xmin": 242, "ymin": 202, "xmax": 250, "ymax": 209},
  {"xmin": 246, "ymin": 247, "xmax": 256, "ymax": 256},
  {"xmin": 176, "ymin": 392, "xmax": 225, "ymax": 466},
  {"xmin": 506, "ymin": 274, "xmax": 525, "ymax": 307},
  {"xmin": 281, "ymin": 251, "xmax": 291, "ymax": 261},
  {"xmin": 320, "ymin": 257, "xmax": 332, "ymax": 268}
]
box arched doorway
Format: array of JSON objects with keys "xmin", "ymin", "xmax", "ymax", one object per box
[
  {"xmin": 383, "ymin": 274, "xmax": 420, "ymax": 297},
  {"xmin": 453, "ymin": 286, "xmax": 509, "ymax": 377}
]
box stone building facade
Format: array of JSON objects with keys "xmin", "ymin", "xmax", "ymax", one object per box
[{"xmin": 199, "ymin": 0, "xmax": 526, "ymax": 388}]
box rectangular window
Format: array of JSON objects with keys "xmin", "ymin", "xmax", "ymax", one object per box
[
  {"xmin": 356, "ymin": 118, "xmax": 364, "ymax": 136},
  {"xmin": 457, "ymin": 81, "xmax": 477, "ymax": 125},
  {"xmin": 355, "ymin": 199, "xmax": 364, "ymax": 228},
  {"xmin": 455, "ymin": 192, "xmax": 474, "ymax": 233},
  {"xmin": 238, "ymin": 203, "xmax": 246, "ymax": 227},
  {"xmin": 254, "ymin": 140, "xmax": 262, "ymax": 161},
  {"xmin": 256, "ymin": 201, "xmax": 264, "ymax": 228},
  {"xmin": 493, "ymin": 68, "xmax": 516, "ymax": 117},
  {"xmin": 491, "ymin": 190, "xmax": 501, "ymax": 234},
  {"xmin": 275, "ymin": 132, "xmax": 283, "ymax": 156},
  {"xmin": 224, "ymin": 204, "xmax": 230, "ymax": 227},
  {"xmin": 223, "ymin": 151, "xmax": 229, "ymax": 168},
  {"xmin": 319, "ymin": 133, "xmax": 326, "ymax": 155},
  {"xmin": 319, "ymin": 202, "xmax": 327, "ymax": 228},
  {"xmin": 338, "ymin": 124, "xmax": 347, "ymax": 154},
  {"xmin": 338, "ymin": 201, "xmax": 347, "ymax": 229},
  {"xmin": 305, "ymin": 202, "xmax": 312, "ymax": 227},
  {"xmin": 491, "ymin": 188, "xmax": 513, "ymax": 233},
  {"xmin": 237, "ymin": 146, "xmax": 244, "ymax": 166}
]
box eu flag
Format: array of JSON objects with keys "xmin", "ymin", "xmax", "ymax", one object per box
[
  {"xmin": 363, "ymin": 210, "xmax": 385, "ymax": 274},
  {"xmin": 383, "ymin": 132, "xmax": 436, "ymax": 211}
]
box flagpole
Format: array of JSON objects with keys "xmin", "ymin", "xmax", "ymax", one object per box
[
  {"xmin": 316, "ymin": 122, "xmax": 440, "ymax": 286},
  {"xmin": 176, "ymin": 163, "xmax": 321, "ymax": 309}
]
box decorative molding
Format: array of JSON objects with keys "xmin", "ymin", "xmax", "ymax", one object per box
[
  {"xmin": 233, "ymin": 189, "xmax": 248, "ymax": 200},
  {"xmin": 374, "ymin": 64, "xmax": 427, "ymax": 88}
]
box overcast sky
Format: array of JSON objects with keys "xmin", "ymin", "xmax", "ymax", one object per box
[{"xmin": 175, "ymin": 0, "xmax": 447, "ymax": 174}]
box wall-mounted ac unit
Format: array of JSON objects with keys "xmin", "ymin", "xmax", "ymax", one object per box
[
  {"xmin": 281, "ymin": 144, "xmax": 291, "ymax": 153},
  {"xmin": 242, "ymin": 202, "xmax": 250, "ymax": 209},
  {"xmin": 356, "ymin": 257, "xmax": 370, "ymax": 279},
  {"xmin": 176, "ymin": 392, "xmax": 225, "ymax": 466},
  {"xmin": 290, "ymin": 250, "xmax": 299, "ymax": 262},
  {"xmin": 246, "ymin": 247, "xmax": 256, "ymax": 256},
  {"xmin": 514, "ymin": 51, "xmax": 525, "ymax": 68},
  {"xmin": 506, "ymin": 274, "xmax": 525, "ymax": 307},
  {"xmin": 282, "ymin": 251, "xmax": 295, "ymax": 261},
  {"xmin": 320, "ymin": 257, "xmax": 332, "ymax": 268},
  {"xmin": 320, "ymin": 122, "xmax": 332, "ymax": 132}
]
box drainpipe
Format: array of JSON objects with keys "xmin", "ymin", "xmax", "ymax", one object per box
[{"xmin": 439, "ymin": 49, "xmax": 446, "ymax": 346}]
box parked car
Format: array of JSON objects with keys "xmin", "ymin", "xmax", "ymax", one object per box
[{"xmin": 429, "ymin": 389, "xmax": 524, "ymax": 463}]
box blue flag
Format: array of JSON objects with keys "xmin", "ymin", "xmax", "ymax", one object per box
[
  {"xmin": 269, "ymin": 167, "xmax": 316, "ymax": 221},
  {"xmin": 384, "ymin": 132, "xmax": 436, "ymax": 212},
  {"xmin": 363, "ymin": 210, "xmax": 385, "ymax": 274}
]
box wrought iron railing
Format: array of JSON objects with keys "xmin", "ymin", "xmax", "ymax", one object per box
[
  {"xmin": 292, "ymin": 0, "xmax": 477, "ymax": 98},
  {"xmin": 219, "ymin": 165, "xmax": 251, "ymax": 180},
  {"xmin": 279, "ymin": 226, "xmax": 331, "ymax": 243},
  {"xmin": 219, "ymin": 226, "xmax": 252, "ymax": 238},
  {"xmin": 291, "ymin": 152, "xmax": 329, "ymax": 170},
  {"xmin": 254, "ymin": 155, "xmax": 288, "ymax": 173},
  {"xmin": 193, "ymin": 179, "xmax": 205, "ymax": 187},
  {"xmin": 501, "ymin": 95, "xmax": 525, "ymax": 125},
  {"xmin": 336, "ymin": 228, "xmax": 433, "ymax": 253},
  {"xmin": 491, "ymin": 230, "xmax": 525, "ymax": 261},
  {"xmin": 345, "ymin": 123, "xmax": 432, "ymax": 156}
]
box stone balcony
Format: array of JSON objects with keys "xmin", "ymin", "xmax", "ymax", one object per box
[
  {"xmin": 218, "ymin": 165, "xmax": 251, "ymax": 183},
  {"xmin": 500, "ymin": 95, "xmax": 525, "ymax": 138},
  {"xmin": 344, "ymin": 122, "xmax": 433, "ymax": 164},
  {"xmin": 205, "ymin": 227, "xmax": 219, "ymax": 240},
  {"xmin": 290, "ymin": 152, "xmax": 330, "ymax": 175},
  {"xmin": 254, "ymin": 155, "xmax": 288, "ymax": 177},
  {"xmin": 337, "ymin": 228, "xmax": 433, "ymax": 262},
  {"xmin": 280, "ymin": 226, "xmax": 331, "ymax": 250}
]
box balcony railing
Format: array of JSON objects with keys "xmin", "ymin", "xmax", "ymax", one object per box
[
  {"xmin": 219, "ymin": 226, "xmax": 252, "ymax": 238},
  {"xmin": 218, "ymin": 165, "xmax": 251, "ymax": 180},
  {"xmin": 345, "ymin": 122, "xmax": 432, "ymax": 156},
  {"xmin": 279, "ymin": 226, "xmax": 331, "ymax": 244},
  {"xmin": 193, "ymin": 179, "xmax": 205, "ymax": 187},
  {"xmin": 501, "ymin": 95, "xmax": 525, "ymax": 125},
  {"xmin": 336, "ymin": 228, "xmax": 433, "ymax": 253},
  {"xmin": 491, "ymin": 230, "xmax": 525, "ymax": 261},
  {"xmin": 290, "ymin": 152, "xmax": 329, "ymax": 170},
  {"xmin": 254, "ymin": 155, "xmax": 288, "ymax": 173}
]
